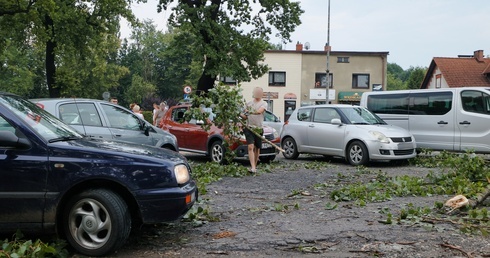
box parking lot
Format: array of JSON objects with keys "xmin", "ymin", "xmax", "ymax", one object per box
[{"xmin": 114, "ymin": 154, "xmax": 490, "ymax": 257}]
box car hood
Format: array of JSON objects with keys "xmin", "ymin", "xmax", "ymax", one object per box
[
  {"xmin": 51, "ymin": 137, "xmax": 186, "ymax": 163},
  {"xmin": 354, "ymin": 124, "xmax": 412, "ymax": 137}
]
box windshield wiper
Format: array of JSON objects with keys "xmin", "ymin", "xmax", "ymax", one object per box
[
  {"xmin": 48, "ymin": 135, "xmax": 81, "ymax": 143},
  {"xmin": 373, "ymin": 122, "xmax": 386, "ymax": 125},
  {"xmin": 353, "ymin": 122, "xmax": 370, "ymax": 125}
]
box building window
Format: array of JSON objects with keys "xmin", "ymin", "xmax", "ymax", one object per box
[
  {"xmin": 352, "ymin": 74, "xmax": 370, "ymax": 89},
  {"xmin": 337, "ymin": 57, "xmax": 350, "ymax": 63},
  {"xmin": 220, "ymin": 76, "xmax": 236, "ymax": 85},
  {"xmin": 435, "ymin": 74, "xmax": 442, "ymax": 89},
  {"xmin": 315, "ymin": 73, "xmax": 333, "ymax": 88},
  {"xmin": 269, "ymin": 72, "xmax": 286, "ymax": 86}
]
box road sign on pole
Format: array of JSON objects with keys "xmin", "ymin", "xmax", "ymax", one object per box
[{"xmin": 183, "ymin": 86, "xmax": 192, "ymax": 94}]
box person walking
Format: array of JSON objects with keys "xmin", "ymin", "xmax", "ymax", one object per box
[
  {"xmin": 155, "ymin": 102, "xmax": 168, "ymax": 127},
  {"xmin": 240, "ymin": 87, "xmax": 267, "ymax": 174},
  {"xmin": 152, "ymin": 103, "xmax": 159, "ymax": 125}
]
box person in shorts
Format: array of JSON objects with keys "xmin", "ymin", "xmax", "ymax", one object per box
[{"xmin": 240, "ymin": 87, "xmax": 268, "ymax": 173}]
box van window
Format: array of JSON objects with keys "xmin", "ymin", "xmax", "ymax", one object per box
[
  {"xmin": 461, "ymin": 90, "xmax": 490, "ymax": 114},
  {"xmin": 297, "ymin": 108, "xmax": 312, "ymax": 122},
  {"xmin": 409, "ymin": 92, "xmax": 452, "ymax": 115},
  {"xmin": 367, "ymin": 94, "xmax": 408, "ymax": 114}
]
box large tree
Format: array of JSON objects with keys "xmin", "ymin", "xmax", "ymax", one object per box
[
  {"xmin": 157, "ymin": 0, "xmax": 303, "ymax": 93},
  {"xmin": 0, "ymin": 0, "xmax": 137, "ymax": 98}
]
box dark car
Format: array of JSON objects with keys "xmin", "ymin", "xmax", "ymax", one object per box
[
  {"xmin": 160, "ymin": 105, "xmax": 280, "ymax": 163},
  {"xmin": 0, "ymin": 93, "xmax": 197, "ymax": 256}
]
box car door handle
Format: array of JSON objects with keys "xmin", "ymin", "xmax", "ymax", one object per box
[
  {"xmin": 115, "ymin": 134, "xmax": 122, "ymax": 137},
  {"xmin": 437, "ymin": 121, "xmax": 448, "ymax": 125},
  {"xmin": 459, "ymin": 121, "xmax": 471, "ymax": 125},
  {"xmin": 308, "ymin": 124, "xmax": 315, "ymax": 128}
]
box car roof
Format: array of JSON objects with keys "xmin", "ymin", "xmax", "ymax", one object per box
[
  {"xmin": 31, "ymin": 98, "xmax": 108, "ymax": 104},
  {"xmin": 299, "ymin": 104, "xmax": 361, "ymax": 109}
]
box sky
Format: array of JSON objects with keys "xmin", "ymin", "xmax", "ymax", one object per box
[{"xmin": 120, "ymin": 0, "xmax": 490, "ymax": 69}]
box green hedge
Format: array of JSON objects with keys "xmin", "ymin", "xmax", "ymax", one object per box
[{"xmin": 142, "ymin": 111, "xmax": 153, "ymax": 124}]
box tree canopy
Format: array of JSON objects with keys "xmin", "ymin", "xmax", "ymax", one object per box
[
  {"xmin": 0, "ymin": 0, "xmax": 138, "ymax": 98},
  {"xmin": 157, "ymin": 0, "xmax": 304, "ymax": 93},
  {"xmin": 387, "ymin": 63, "xmax": 427, "ymax": 90}
]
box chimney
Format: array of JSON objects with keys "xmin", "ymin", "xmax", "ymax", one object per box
[
  {"xmin": 324, "ymin": 43, "xmax": 331, "ymax": 52},
  {"xmin": 295, "ymin": 41, "xmax": 303, "ymax": 51},
  {"xmin": 474, "ymin": 50, "xmax": 484, "ymax": 62}
]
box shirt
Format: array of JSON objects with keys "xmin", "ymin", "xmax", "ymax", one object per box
[{"xmin": 246, "ymin": 100, "xmax": 268, "ymax": 128}]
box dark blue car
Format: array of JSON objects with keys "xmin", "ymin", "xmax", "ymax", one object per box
[{"xmin": 0, "ymin": 93, "xmax": 197, "ymax": 256}]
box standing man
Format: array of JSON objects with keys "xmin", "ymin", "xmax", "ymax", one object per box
[{"xmin": 241, "ymin": 87, "xmax": 268, "ymax": 173}]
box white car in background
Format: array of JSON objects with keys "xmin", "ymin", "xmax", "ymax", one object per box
[{"xmin": 280, "ymin": 105, "xmax": 417, "ymax": 166}]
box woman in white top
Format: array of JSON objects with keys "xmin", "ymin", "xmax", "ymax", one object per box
[{"xmin": 132, "ymin": 105, "xmax": 144, "ymax": 119}]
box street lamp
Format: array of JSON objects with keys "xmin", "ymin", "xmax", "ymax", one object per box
[{"xmin": 325, "ymin": 0, "xmax": 331, "ymax": 104}]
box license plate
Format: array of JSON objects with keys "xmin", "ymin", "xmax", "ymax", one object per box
[{"xmin": 262, "ymin": 143, "xmax": 272, "ymax": 149}]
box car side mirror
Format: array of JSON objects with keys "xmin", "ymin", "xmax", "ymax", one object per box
[
  {"xmin": 331, "ymin": 118, "xmax": 342, "ymax": 125},
  {"xmin": 0, "ymin": 131, "xmax": 31, "ymax": 149},
  {"xmin": 143, "ymin": 125, "xmax": 151, "ymax": 136}
]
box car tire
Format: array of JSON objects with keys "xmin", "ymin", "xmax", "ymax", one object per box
[
  {"xmin": 210, "ymin": 141, "xmax": 226, "ymax": 164},
  {"xmin": 259, "ymin": 155, "xmax": 276, "ymax": 164},
  {"xmin": 63, "ymin": 189, "xmax": 131, "ymax": 257},
  {"xmin": 282, "ymin": 137, "xmax": 299, "ymax": 160},
  {"xmin": 347, "ymin": 141, "xmax": 369, "ymax": 166}
]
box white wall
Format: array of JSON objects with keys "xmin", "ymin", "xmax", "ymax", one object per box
[{"xmin": 240, "ymin": 52, "xmax": 303, "ymax": 120}]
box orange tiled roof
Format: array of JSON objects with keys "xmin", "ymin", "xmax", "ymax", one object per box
[{"xmin": 433, "ymin": 57, "xmax": 490, "ymax": 87}]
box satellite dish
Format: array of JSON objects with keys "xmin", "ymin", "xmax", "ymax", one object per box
[{"xmin": 304, "ymin": 42, "xmax": 311, "ymax": 50}]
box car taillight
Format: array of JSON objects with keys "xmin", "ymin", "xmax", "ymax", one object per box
[{"xmin": 36, "ymin": 103, "xmax": 44, "ymax": 109}]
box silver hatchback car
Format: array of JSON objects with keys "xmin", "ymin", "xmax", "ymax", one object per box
[
  {"xmin": 31, "ymin": 98, "xmax": 179, "ymax": 151},
  {"xmin": 280, "ymin": 105, "xmax": 416, "ymax": 166}
]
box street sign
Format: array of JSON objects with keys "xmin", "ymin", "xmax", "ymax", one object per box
[
  {"xmin": 183, "ymin": 86, "xmax": 192, "ymax": 94},
  {"xmin": 183, "ymin": 94, "xmax": 190, "ymax": 100}
]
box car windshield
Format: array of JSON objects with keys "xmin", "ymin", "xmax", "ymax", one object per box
[
  {"xmin": 338, "ymin": 107, "xmax": 386, "ymax": 125},
  {"xmin": 0, "ymin": 95, "xmax": 83, "ymax": 142}
]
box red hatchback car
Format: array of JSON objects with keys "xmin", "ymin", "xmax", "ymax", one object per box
[{"xmin": 160, "ymin": 105, "xmax": 280, "ymax": 163}]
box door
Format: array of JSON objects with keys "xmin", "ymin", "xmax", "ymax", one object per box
[
  {"xmin": 99, "ymin": 104, "xmax": 154, "ymax": 146},
  {"xmin": 457, "ymin": 90, "xmax": 490, "ymax": 152},
  {"xmin": 408, "ymin": 91, "xmax": 455, "ymax": 151},
  {"xmin": 284, "ymin": 100, "xmax": 296, "ymax": 121},
  {"xmin": 0, "ymin": 115, "xmax": 48, "ymax": 227},
  {"xmin": 307, "ymin": 107, "xmax": 346, "ymax": 156},
  {"xmin": 186, "ymin": 119, "xmax": 210, "ymax": 151},
  {"xmin": 58, "ymin": 102, "xmax": 111, "ymax": 139},
  {"xmin": 167, "ymin": 107, "xmax": 192, "ymax": 149}
]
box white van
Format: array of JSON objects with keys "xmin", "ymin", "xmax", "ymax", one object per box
[{"xmin": 360, "ymin": 87, "xmax": 490, "ymax": 153}]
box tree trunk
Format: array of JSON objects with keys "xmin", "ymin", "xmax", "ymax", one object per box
[
  {"xmin": 196, "ymin": 69, "xmax": 216, "ymax": 94},
  {"xmin": 194, "ymin": 0, "xmax": 221, "ymax": 94},
  {"xmin": 44, "ymin": 14, "xmax": 60, "ymax": 98}
]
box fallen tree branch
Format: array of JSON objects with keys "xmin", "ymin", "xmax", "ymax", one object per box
[{"xmin": 440, "ymin": 243, "xmax": 473, "ymax": 258}]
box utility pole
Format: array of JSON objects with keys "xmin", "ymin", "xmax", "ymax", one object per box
[{"xmin": 326, "ymin": 0, "xmax": 331, "ymax": 104}]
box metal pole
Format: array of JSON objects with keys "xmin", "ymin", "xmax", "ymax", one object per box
[{"xmin": 326, "ymin": 0, "xmax": 331, "ymax": 104}]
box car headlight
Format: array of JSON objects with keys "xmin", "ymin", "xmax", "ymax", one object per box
[
  {"xmin": 273, "ymin": 129, "xmax": 279, "ymax": 139},
  {"xmin": 370, "ymin": 131, "xmax": 390, "ymax": 143},
  {"xmin": 174, "ymin": 164, "xmax": 190, "ymax": 184}
]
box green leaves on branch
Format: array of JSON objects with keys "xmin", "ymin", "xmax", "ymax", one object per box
[
  {"xmin": 185, "ymin": 84, "xmax": 246, "ymax": 163},
  {"xmin": 0, "ymin": 230, "xmax": 68, "ymax": 258}
]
